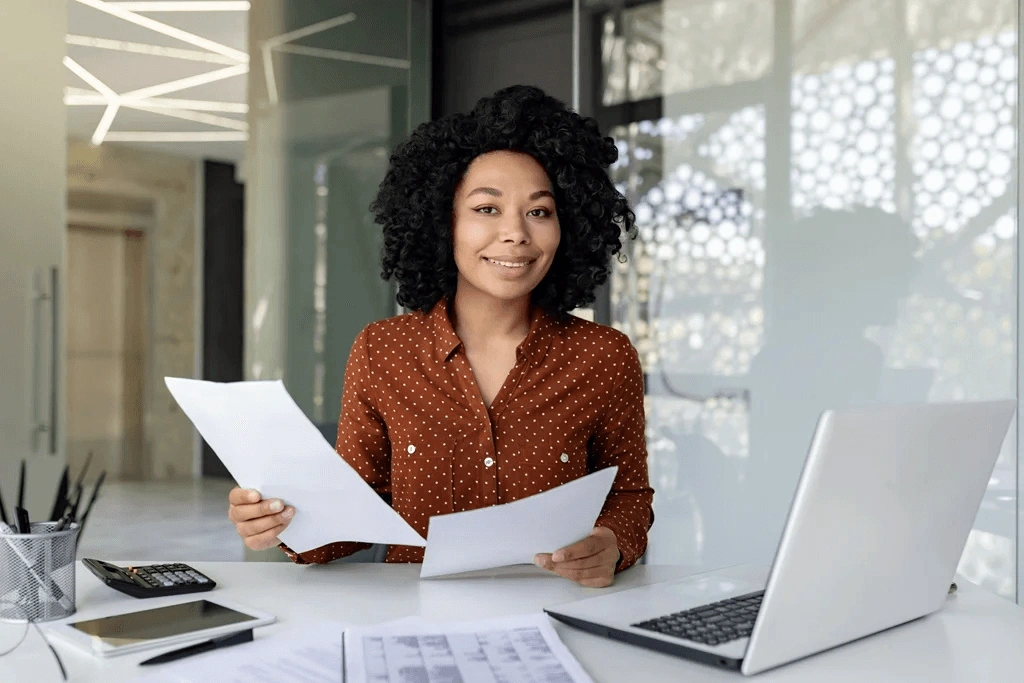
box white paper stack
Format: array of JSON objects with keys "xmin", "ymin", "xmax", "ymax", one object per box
[{"xmin": 166, "ymin": 377, "xmax": 617, "ymax": 577}]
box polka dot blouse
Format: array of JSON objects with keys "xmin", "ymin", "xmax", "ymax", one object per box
[{"xmin": 280, "ymin": 297, "xmax": 654, "ymax": 570}]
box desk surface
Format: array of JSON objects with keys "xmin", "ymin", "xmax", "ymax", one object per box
[{"xmin": 2, "ymin": 562, "xmax": 1023, "ymax": 682}]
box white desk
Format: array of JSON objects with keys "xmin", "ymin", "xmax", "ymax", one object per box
[{"xmin": 2, "ymin": 562, "xmax": 1023, "ymax": 682}]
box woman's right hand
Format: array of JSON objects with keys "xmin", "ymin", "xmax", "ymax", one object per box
[{"xmin": 228, "ymin": 487, "xmax": 295, "ymax": 550}]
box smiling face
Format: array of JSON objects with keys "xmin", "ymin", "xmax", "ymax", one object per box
[{"xmin": 451, "ymin": 150, "xmax": 561, "ymax": 307}]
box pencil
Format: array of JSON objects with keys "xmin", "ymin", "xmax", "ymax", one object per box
[
  {"xmin": 49, "ymin": 466, "xmax": 70, "ymax": 522},
  {"xmin": 16, "ymin": 460, "xmax": 25, "ymax": 510}
]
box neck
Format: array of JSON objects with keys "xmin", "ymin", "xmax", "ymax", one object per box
[{"xmin": 451, "ymin": 285, "xmax": 532, "ymax": 347}]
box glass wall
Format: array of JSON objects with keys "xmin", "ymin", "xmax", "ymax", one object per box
[
  {"xmin": 245, "ymin": 1, "xmax": 430, "ymax": 427},
  {"xmin": 579, "ymin": 0, "xmax": 1020, "ymax": 601}
]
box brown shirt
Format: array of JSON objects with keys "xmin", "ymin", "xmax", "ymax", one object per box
[{"xmin": 282, "ymin": 298, "xmax": 654, "ymax": 570}]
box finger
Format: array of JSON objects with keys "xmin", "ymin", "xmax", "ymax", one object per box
[
  {"xmin": 550, "ymin": 547, "xmax": 619, "ymax": 571},
  {"xmin": 243, "ymin": 524, "xmax": 288, "ymax": 551},
  {"xmin": 236, "ymin": 507, "xmax": 294, "ymax": 538},
  {"xmin": 533, "ymin": 553, "xmax": 554, "ymax": 570},
  {"xmin": 552, "ymin": 535, "xmax": 608, "ymax": 563},
  {"xmin": 229, "ymin": 497, "xmax": 286, "ymax": 523},
  {"xmin": 228, "ymin": 487, "xmax": 262, "ymax": 505}
]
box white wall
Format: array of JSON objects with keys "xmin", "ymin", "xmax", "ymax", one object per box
[{"xmin": 0, "ymin": 3, "xmax": 68, "ymax": 520}]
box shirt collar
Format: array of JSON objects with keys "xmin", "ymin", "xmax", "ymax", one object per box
[{"xmin": 428, "ymin": 297, "xmax": 563, "ymax": 366}]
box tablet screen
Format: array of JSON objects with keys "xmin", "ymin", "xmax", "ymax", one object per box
[{"xmin": 69, "ymin": 600, "xmax": 256, "ymax": 647}]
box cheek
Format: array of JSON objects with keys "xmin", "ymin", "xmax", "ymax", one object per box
[{"xmin": 451, "ymin": 217, "xmax": 488, "ymax": 262}]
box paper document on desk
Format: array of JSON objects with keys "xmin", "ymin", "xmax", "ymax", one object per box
[
  {"xmin": 139, "ymin": 621, "xmax": 346, "ymax": 683},
  {"xmin": 165, "ymin": 378, "xmax": 426, "ymax": 551},
  {"xmin": 344, "ymin": 613, "xmax": 593, "ymax": 683},
  {"xmin": 420, "ymin": 466, "xmax": 617, "ymax": 578}
]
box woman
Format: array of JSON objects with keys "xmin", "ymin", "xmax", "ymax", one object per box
[{"xmin": 228, "ymin": 85, "xmax": 653, "ymax": 588}]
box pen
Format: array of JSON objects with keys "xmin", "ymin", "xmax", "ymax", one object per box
[
  {"xmin": 49, "ymin": 466, "xmax": 70, "ymax": 522},
  {"xmin": 138, "ymin": 628, "xmax": 254, "ymax": 666},
  {"xmin": 0, "ymin": 480, "xmax": 9, "ymax": 526},
  {"xmin": 17, "ymin": 460, "xmax": 25, "ymax": 511},
  {"xmin": 67, "ymin": 483, "xmax": 84, "ymax": 523},
  {"xmin": 15, "ymin": 506, "xmax": 31, "ymax": 534}
]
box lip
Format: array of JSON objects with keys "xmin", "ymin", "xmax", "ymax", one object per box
[{"xmin": 482, "ymin": 256, "xmax": 536, "ymax": 268}]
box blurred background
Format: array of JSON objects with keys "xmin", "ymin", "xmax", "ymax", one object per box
[{"xmin": 0, "ymin": 0, "xmax": 1020, "ymax": 604}]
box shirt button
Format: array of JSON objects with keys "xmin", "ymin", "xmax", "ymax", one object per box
[
  {"xmin": 407, "ymin": 445, "xmax": 416, "ymax": 454},
  {"xmin": 560, "ymin": 453, "xmax": 569, "ymax": 463},
  {"xmin": 484, "ymin": 457, "xmax": 494, "ymax": 468}
]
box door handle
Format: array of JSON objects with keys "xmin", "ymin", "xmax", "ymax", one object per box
[{"xmin": 30, "ymin": 266, "xmax": 58, "ymax": 455}]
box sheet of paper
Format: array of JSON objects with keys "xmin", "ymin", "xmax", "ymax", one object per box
[
  {"xmin": 420, "ymin": 466, "xmax": 617, "ymax": 578},
  {"xmin": 165, "ymin": 378, "xmax": 426, "ymax": 551},
  {"xmin": 138, "ymin": 622, "xmax": 345, "ymax": 683},
  {"xmin": 344, "ymin": 613, "xmax": 594, "ymax": 683}
]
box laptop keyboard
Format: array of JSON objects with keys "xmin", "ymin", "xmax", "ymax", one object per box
[{"xmin": 631, "ymin": 590, "xmax": 765, "ymax": 647}]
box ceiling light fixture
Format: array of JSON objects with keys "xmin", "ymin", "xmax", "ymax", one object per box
[
  {"xmin": 120, "ymin": 63, "xmax": 248, "ymax": 101},
  {"xmin": 105, "ymin": 1, "xmax": 250, "ymax": 10},
  {"xmin": 274, "ymin": 44, "xmax": 410, "ymax": 70},
  {"xmin": 65, "ymin": 91, "xmax": 248, "ymax": 113},
  {"xmin": 63, "ymin": 56, "xmax": 118, "ymax": 100},
  {"xmin": 66, "ymin": 34, "xmax": 239, "ymax": 64},
  {"xmin": 261, "ymin": 12, "xmax": 356, "ymax": 105},
  {"xmin": 103, "ymin": 131, "xmax": 248, "ymax": 142},
  {"xmin": 73, "ymin": 0, "xmax": 248, "ymax": 63},
  {"xmin": 92, "ymin": 102, "xmax": 121, "ymax": 145},
  {"xmin": 64, "ymin": 57, "xmax": 123, "ymax": 145}
]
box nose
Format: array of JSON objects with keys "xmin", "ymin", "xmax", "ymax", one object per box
[{"xmin": 498, "ymin": 212, "xmax": 530, "ymax": 245}]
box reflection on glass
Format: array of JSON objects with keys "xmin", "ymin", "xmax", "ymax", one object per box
[{"xmin": 597, "ymin": 0, "xmax": 1018, "ymax": 597}]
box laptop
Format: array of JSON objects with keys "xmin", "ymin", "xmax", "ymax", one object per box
[{"xmin": 545, "ymin": 400, "xmax": 1016, "ymax": 675}]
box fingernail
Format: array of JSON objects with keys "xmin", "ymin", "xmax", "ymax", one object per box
[
  {"xmin": 248, "ymin": 489, "xmax": 260, "ymax": 502},
  {"xmin": 269, "ymin": 500, "xmax": 283, "ymax": 512},
  {"xmin": 552, "ymin": 552, "xmax": 564, "ymax": 562},
  {"xmin": 533, "ymin": 555, "xmax": 542, "ymax": 566},
  {"xmin": 282, "ymin": 507, "xmax": 294, "ymax": 519}
]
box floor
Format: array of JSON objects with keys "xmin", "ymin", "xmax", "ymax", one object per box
[{"xmin": 75, "ymin": 478, "xmax": 246, "ymax": 562}]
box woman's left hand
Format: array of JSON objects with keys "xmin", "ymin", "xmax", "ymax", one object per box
[{"xmin": 534, "ymin": 526, "xmax": 620, "ymax": 587}]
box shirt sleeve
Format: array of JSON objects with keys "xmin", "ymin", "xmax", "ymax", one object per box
[
  {"xmin": 279, "ymin": 326, "xmax": 392, "ymax": 565},
  {"xmin": 590, "ymin": 337, "xmax": 654, "ymax": 572}
]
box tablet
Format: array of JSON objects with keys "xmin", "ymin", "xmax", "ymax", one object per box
[{"xmin": 45, "ymin": 598, "xmax": 276, "ymax": 657}]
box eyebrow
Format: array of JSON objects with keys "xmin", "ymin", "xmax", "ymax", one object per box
[{"xmin": 466, "ymin": 187, "xmax": 554, "ymax": 201}]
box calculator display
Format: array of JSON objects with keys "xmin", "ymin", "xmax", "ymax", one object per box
[{"xmin": 70, "ymin": 600, "xmax": 255, "ymax": 647}]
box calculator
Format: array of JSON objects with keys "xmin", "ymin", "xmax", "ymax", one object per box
[{"xmin": 82, "ymin": 558, "xmax": 216, "ymax": 599}]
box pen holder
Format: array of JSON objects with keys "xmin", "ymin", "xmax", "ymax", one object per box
[{"xmin": 0, "ymin": 522, "xmax": 78, "ymax": 622}]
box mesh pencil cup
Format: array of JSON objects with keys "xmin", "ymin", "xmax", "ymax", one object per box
[{"xmin": 0, "ymin": 522, "xmax": 78, "ymax": 622}]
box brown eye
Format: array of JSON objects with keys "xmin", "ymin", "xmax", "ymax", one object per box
[
  {"xmin": 529, "ymin": 208, "xmax": 553, "ymax": 218},
  {"xmin": 476, "ymin": 206, "xmax": 498, "ymax": 214}
]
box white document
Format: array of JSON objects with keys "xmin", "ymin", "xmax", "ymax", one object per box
[
  {"xmin": 420, "ymin": 466, "xmax": 617, "ymax": 578},
  {"xmin": 344, "ymin": 613, "xmax": 594, "ymax": 683},
  {"xmin": 138, "ymin": 622, "xmax": 345, "ymax": 683},
  {"xmin": 165, "ymin": 378, "xmax": 426, "ymax": 551}
]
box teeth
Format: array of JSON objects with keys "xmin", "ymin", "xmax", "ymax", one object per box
[{"xmin": 487, "ymin": 258, "xmax": 529, "ymax": 268}]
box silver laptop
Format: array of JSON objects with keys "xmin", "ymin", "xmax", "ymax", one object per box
[{"xmin": 545, "ymin": 401, "xmax": 1015, "ymax": 675}]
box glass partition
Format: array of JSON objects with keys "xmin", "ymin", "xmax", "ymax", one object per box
[
  {"xmin": 579, "ymin": 0, "xmax": 1019, "ymax": 601},
  {"xmin": 245, "ymin": 1, "xmax": 430, "ymax": 426}
]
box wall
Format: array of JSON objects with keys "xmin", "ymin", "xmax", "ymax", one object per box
[
  {"xmin": 0, "ymin": 2, "xmax": 68, "ymax": 521},
  {"xmin": 440, "ymin": 3, "xmax": 574, "ymax": 116},
  {"xmin": 67, "ymin": 139, "xmax": 200, "ymax": 480}
]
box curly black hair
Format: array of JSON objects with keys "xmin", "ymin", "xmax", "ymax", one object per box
[{"xmin": 370, "ymin": 85, "xmax": 636, "ymax": 317}]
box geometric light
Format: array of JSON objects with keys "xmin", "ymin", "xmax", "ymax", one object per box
[
  {"xmin": 66, "ymin": 34, "xmax": 240, "ymax": 65},
  {"xmin": 106, "ymin": 2, "xmax": 250, "ymax": 10},
  {"xmin": 74, "ymin": 0, "xmax": 248, "ymax": 63},
  {"xmin": 103, "ymin": 131, "xmax": 248, "ymax": 142}
]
